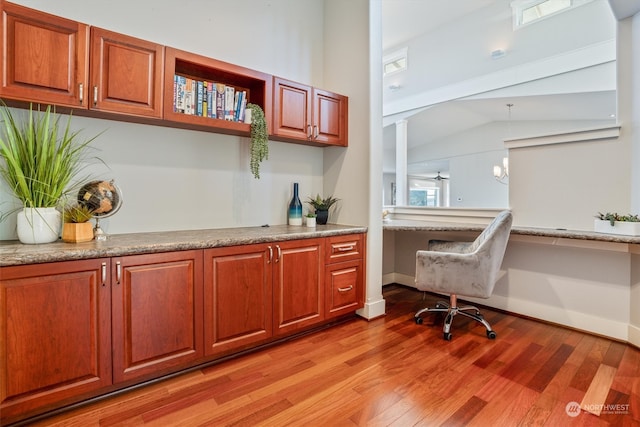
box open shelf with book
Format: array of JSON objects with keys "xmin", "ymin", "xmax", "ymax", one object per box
[{"xmin": 163, "ymin": 47, "xmax": 272, "ymax": 136}]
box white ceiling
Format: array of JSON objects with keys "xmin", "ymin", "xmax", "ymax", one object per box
[
  {"xmin": 381, "ymin": 0, "xmax": 618, "ymax": 153},
  {"xmin": 382, "ymin": 0, "xmax": 496, "ymax": 51}
]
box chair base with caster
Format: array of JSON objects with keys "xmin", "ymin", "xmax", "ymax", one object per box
[{"xmin": 414, "ymin": 294, "xmax": 497, "ymax": 341}]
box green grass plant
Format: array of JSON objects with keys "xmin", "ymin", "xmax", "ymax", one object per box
[{"xmin": 0, "ymin": 103, "xmax": 102, "ymax": 208}]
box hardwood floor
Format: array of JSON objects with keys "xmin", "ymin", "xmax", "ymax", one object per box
[{"xmin": 28, "ymin": 285, "xmax": 640, "ymax": 426}]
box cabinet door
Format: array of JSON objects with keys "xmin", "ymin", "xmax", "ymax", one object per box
[
  {"xmin": 273, "ymin": 238, "xmax": 324, "ymax": 335},
  {"xmin": 272, "ymin": 77, "xmax": 312, "ymax": 141},
  {"xmin": 325, "ymin": 259, "xmax": 364, "ymax": 318},
  {"xmin": 111, "ymin": 251, "xmax": 203, "ymax": 383},
  {"xmin": 0, "ymin": 1, "xmax": 89, "ymax": 107},
  {"xmin": 312, "ymin": 88, "xmax": 348, "ymax": 146},
  {"xmin": 204, "ymin": 244, "xmax": 272, "ymax": 356},
  {"xmin": 0, "ymin": 259, "xmax": 111, "ymax": 424},
  {"xmin": 90, "ymin": 27, "xmax": 164, "ymax": 118}
]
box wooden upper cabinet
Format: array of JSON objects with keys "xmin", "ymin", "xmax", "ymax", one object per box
[
  {"xmin": 111, "ymin": 251, "xmax": 203, "ymax": 384},
  {"xmin": 0, "ymin": 259, "xmax": 111, "ymax": 424},
  {"xmin": 163, "ymin": 47, "xmax": 273, "ymax": 136},
  {"xmin": 89, "ymin": 27, "xmax": 164, "ymax": 118},
  {"xmin": 272, "ymin": 77, "xmax": 312, "ymax": 141},
  {"xmin": 0, "ymin": 1, "xmax": 89, "ymax": 107},
  {"xmin": 272, "ymin": 77, "xmax": 348, "ymax": 147},
  {"xmin": 312, "ymin": 88, "xmax": 348, "ymax": 146}
]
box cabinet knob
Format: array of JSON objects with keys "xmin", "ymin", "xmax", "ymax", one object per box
[
  {"xmin": 79, "ymin": 83, "xmax": 84, "ymax": 104},
  {"xmin": 338, "ymin": 285, "xmax": 353, "ymax": 293},
  {"xmin": 267, "ymin": 246, "xmax": 273, "ymax": 264},
  {"xmin": 313, "ymin": 125, "xmax": 318, "ymax": 139},
  {"xmin": 93, "ymin": 86, "xmax": 98, "ymax": 106},
  {"xmin": 275, "ymin": 245, "xmax": 281, "ymax": 263},
  {"xmin": 307, "ymin": 124, "xmax": 312, "ymax": 140}
]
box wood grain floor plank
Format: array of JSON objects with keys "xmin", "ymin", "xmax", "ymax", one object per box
[
  {"xmin": 581, "ymin": 364, "xmax": 618, "ymax": 415},
  {"xmin": 19, "ymin": 285, "xmax": 638, "ymax": 427}
]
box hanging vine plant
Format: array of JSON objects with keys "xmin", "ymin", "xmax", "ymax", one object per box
[{"xmin": 247, "ymin": 103, "xmax": 268, "ymax": 179}]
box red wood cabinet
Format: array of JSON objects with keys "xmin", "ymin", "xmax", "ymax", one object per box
[
  {"xmin": 0, "ymin": 259, "xmax": 111, "ymax": 423},
  {"xmin": 89, "ymin": 27, "xmax": 164, "ymax": 118},
  {"xmin": 0, "ymin": 1, "xmax": 89, "ymax": 107},
  {"xmin": 111, "ymin": 251, "xmax": 203, "ymax": 383},
  {"xmin": 272, "ymin": 77, "xmax": 348, "ymax": 146},
  {"xmin": 324, "ymin": 234, "xmax": 365, "ymax": 318},
  {"xmin": 163, "ymin": 47, "xmax": 272, "ymax": 136},
  {"xmin": 273, "ymin": 238, "xmax": 325, "ymax": 335},
  {"xmin": 0, "ymin": 233, "xmax": 365, "ymax": 424},
  {"xmin": 203, "ymin": 244, "xmax": 273, "ymax": 356}
]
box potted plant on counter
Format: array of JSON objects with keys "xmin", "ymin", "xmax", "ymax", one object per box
[
  {"xmin": 0, "ymin": 103, "xmax": 102, "ymax": 244},
  {"xmin": 61, "ymin": 203, "xmax": 95, "ymax": 243},
  {"xmin": 306, "ymin": 194, "xmax": 339, "ymax": 225},
  {"xmin": 594, "ymin": 212, "xmax": 640, "ymax": 236},
  {"xmin": 305, "ymin": 212, "xmax": 317, "ymax": 228}
]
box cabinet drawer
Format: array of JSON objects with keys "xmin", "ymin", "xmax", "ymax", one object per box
[
  {"xmin": 326, "ymin": 234, "xmax": 363, "ymax": 264},
  {"xmin": 325, "ymin": 259, "xmax": 363, "ymax": 318}
]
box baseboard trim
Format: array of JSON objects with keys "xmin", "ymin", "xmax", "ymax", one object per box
[{"xmin": 356, "ymin": 298, "xmax": 386, "ymax": 320}]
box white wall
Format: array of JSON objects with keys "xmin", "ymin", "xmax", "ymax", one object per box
[{"xmin": 0, "ymin": 1, "xmax": 347, "ymax": 239}]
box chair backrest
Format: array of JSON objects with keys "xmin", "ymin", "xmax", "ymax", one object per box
[
  {"xmin": 472, "ymin": 210, "xmax": 513, "ymax": 294},
  {"xmin": 414, "ymin": 210, "xmax": 513, "ymax": 299}
]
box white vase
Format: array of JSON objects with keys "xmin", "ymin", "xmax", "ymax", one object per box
[
  {"xmin": 306, "ymin": 217, "xmax": 316, "ymax": 227},
  {"xmin": 594, "ymin": 219, "xmax": 640, "ymax": 236},
  {"xmin": 17, "ymin": 207, "xmax": 61, "ymax": 244}
]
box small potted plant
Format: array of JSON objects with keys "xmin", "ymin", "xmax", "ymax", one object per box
[
  {"xmin": 306, "ymin": 194, "xmax": 339, "ymax": 225},
  {"xmin": 305, "ymin": 212, "xmax": 317, "ymax": 228},
  {"xmin": 594, "ymin": 212, "xmax": 640, "ymax": 236},
  {"xmin": 0, "ymin": 103, "xmax": 102, "ymax": 243},
  {"xmin": 61, "ymin": 203, "xmax": 95, "ymax": 243}
]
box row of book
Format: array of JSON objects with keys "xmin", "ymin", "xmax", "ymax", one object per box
[{"xmin": 173, "ymin": 75, "xmax": 248, "ymax": 122}]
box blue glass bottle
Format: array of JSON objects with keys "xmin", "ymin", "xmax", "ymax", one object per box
[{"xmin": 288, "ymin": 182, "xmax": 302, "ymax": 225}]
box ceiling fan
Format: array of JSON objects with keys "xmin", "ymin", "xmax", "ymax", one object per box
[{"xmin": 426, "ymin": 171, "xmax": 449, "ymax": 181}]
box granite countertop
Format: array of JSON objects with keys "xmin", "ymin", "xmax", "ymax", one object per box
[
  {"xmin": 0, "ymin": 224, "xmax": 368, "ymax": 267},
  {"xmin": 383, "ymin": 219, "xmax": 640, "ymax": 244}
]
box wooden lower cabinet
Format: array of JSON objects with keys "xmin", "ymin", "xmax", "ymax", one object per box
[
  {"xmin": 204, "ymin": 244, "xmax": 273, "ymax": 356},
  {"xmin": 0, "ymin": 233, "xmax": 365, "ymax": 424},
  {"xmin": 0, "ymin": 259, "xmax": 111, "ymax": 424},
  {"xmin": 111, "ymin": 251, "xmax": 203, "ymax": 383},
  {"xmin": 273, "ymin": 238, "xmax": 325, "ymax": 335}
]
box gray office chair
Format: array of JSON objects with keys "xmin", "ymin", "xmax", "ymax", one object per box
[{"xmin": 414, "ymin": 210, "xmax": 513, "ymax": 340}]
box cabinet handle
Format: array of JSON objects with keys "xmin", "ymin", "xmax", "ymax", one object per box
[
  {"xmin": 307, "ymin": 124, "xmax": 312, "ymax": 140},
  {"xmin": 313, "ymin": 125, "xmax": 318, "ymax": 139},
  {"xmin": 268, "ymin": 246, "xmax": 273, "ymax": 264},
  {"xmin": 79, "ymin": 83, "xmax": 84, "ymax": 104},
  {"xmin": 116, "ymin": 261, "xmax": 121, "ymax": 284},
  {"xmin": 101, "ymin": 262, "xmax": 107, "ymax": 286},
  {"xmin": 335, "ymin": 245, "xmax": 354, "ymax": 252},
  {"xmin": 275, "ymin": 245, "xmax": 281, "ymax": 263},
  {"xmin": 93, "ymin": 86, "xmax": 98, "ymax": 106},
  {"xmin": 338, "ymin": 285, "xmax": 353, "ymax": 293}
]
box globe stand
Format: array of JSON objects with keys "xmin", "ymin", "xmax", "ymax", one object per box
[{"xmin": 93, "ymin": 218, "xmax": 107, "ymax": 241}]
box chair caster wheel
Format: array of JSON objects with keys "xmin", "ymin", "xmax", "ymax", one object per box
[
  {"xmin": 443, "ymin": 332, "xmax": 452, "ymax": 341},
  {"xmin": 487, "ymin": 330, "xmax": 497, "ymax": 339},
  {"xmin": 415, "ymin": 317, "xmax": 423, "ymax": 325}
]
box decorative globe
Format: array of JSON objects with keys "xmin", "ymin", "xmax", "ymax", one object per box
[{"xmin": 77, "ymin": 179, "xmax": 122, "ymax": 218}]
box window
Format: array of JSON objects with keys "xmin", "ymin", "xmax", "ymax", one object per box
[
  {"xmin": 511, "ymin": 0, "xmax": 594, "ymax": 29},
  {"xmin": 383, "ymin": 47, "xmax": 408, "ymax": 76}
]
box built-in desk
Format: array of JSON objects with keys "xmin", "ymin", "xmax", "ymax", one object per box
[{"xmin": 382, "ymin": 218, "xmax": 640, "ymax": 347}]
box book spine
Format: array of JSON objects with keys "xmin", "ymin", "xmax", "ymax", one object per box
[
  {"xmin": 202, "ymin": 81, "xmax": 208, "ymax": 118},
  {"xmin": 238, "ymin": 91, "xmax": 247, "ymax": 123},
  {"xmin": 184, "ymin": 78, "xmax": 193, "ymax": 115},
  {"xmin": 196, "ymin": 80, "xmax": 204, "ymax": 116},
  {"xmin": 224, "ymin": 86, "xmax": 235, "ymax": 120},
  {"xmin": 207, "ymin": 82, "xmax": 214, "ymax": 118},
  {"xmin": 216, "ymin": 83, "xmax": 225, "ymax": 119}
]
